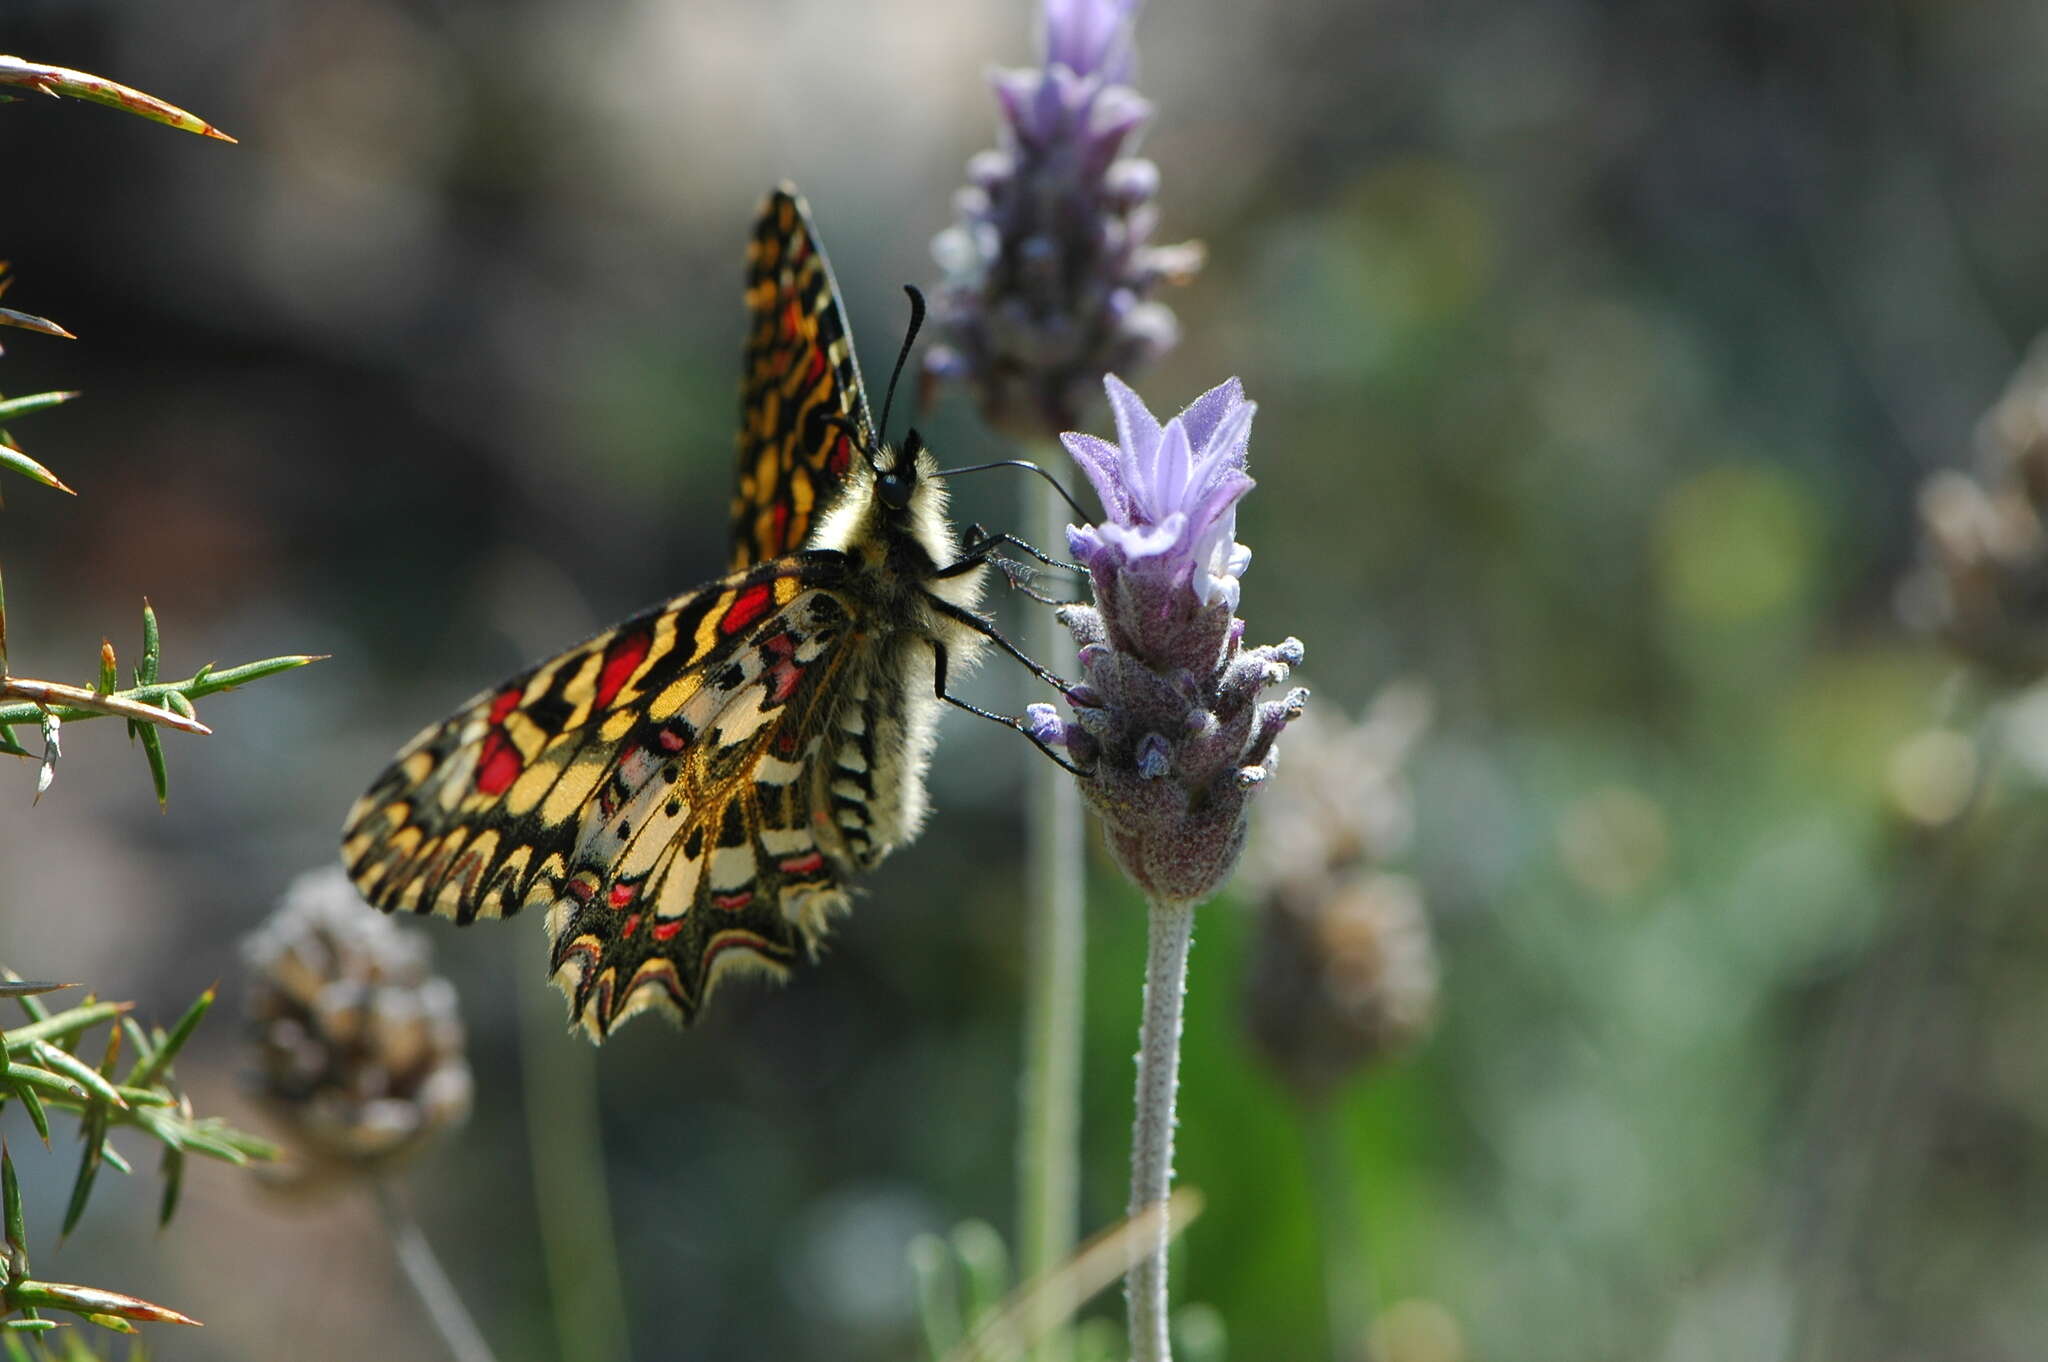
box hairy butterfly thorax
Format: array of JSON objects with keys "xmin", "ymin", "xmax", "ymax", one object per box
[{"xmin": 341, "ymin": 186, "xmax": 1013, "ymax": 1041}]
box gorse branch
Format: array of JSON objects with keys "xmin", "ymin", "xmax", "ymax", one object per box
[
  {"xmin": 0, "ymin": 601, "xmax": 324, "ymax": 803},
  {"xmin": 0, "ymin": 973, "xmax": 277, "ymax": 1340}
]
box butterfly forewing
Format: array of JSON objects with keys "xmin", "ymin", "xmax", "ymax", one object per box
[
  {"xmin": 342, "ymin": 555, "xmax": 872, "ymax": 1037},
  {"xmin": 730, "ymin": 185, "xmax": 873, "ymax": 571}
]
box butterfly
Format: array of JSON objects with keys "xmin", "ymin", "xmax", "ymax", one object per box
[{"xmin": 341, "ymin": 185, "xmax": 1054, "ymax": 1040}]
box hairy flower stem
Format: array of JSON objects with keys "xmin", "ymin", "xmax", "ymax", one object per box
[
  {"xmin": 373, "ymin": 1180, "xmax": 501, "ymax": 1362},
  {"xmin": 516, "ymin": 966, "xmax": 631, "ymax": 1362},
  {"xmin": 1021, "ymin": 462, "xmax": 1088, "ymax": 1362},
  {"xmin": 1301, "ymin": 1102, "xmax": 1373, "ymax": 1362},
  {"xmin": 1127, "ymin": 896, "xmax": 1194, "ymax": 1362}
]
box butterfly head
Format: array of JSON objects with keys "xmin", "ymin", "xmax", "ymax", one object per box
[{"xmin": 872, "ymin": 429, "xmax": 924, "ymax": 513}]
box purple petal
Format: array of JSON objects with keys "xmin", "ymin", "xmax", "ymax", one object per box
[
  {"xmin": 1024, "ymin": 702, "xmax": 1068, "ymax": 747},
  {"xmin": 988, "ymin": 65, "xmax": 1038, "ymax": 133},
  {"xmin": 1175, "ymin": 377, "xmax": 1246, "ymax": 456},
  {"xmin": 1061, "ymin": 430, "xmax": 1129, "ymax": 520},
  {"xmin": 1147, "ymin": 415, "xmax": 1194, "ymax": 519},
  {"xmin": 1100, "ymin": 509, "xmax": 1188, "ymax": 562},
  {"xmin": 1045, "ymin": 0, "xmax": 1139, "ymax": 84},
  {"xmin": 1187, "ymin": 397, "xmax": 1256, "ymax": 498}
]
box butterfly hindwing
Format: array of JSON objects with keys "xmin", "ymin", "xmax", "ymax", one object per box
[
  {"xmin": 342, "ymin": 554, "xmax": 868, "ymax": 1037},
  {"xmin": 730, "ymin": 184, "xmax": 874, "ymax": 570}
]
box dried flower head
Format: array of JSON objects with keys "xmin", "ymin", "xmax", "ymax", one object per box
[
  {"xmin": 242, "ymin": 866, "xmax": 472, "ymax": 1174},
  {"xmin": 926, "ymin": 0, "xmax": 1204, "ymax": 436},
  {"xmin": 1245, "ymin": 871, "xmax": 1437, "ymax": 1103},
  {"xmin": 1900, "ymin": 337, "xmax": 2048, "ymax": 679},
  {"xmin": 1239, "ymin": 690, "xmax": 1437, "ymax": 1100},
  {"xmin": 1028, "ymin": 374, "xmax": 1304, "ymax": 904}
]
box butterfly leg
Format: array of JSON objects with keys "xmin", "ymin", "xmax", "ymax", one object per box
[
  {"xmin": 930, "ymin": 638, "xmax": 1085, "ymax": 776},
  {"xmin": 938, "ymin": 528, "xmax": 1089, "ymax": 607},
  {"xmin": 941, "ymin": 526, "xmax": 1086, "ymax": 578},
  {"xmin": 921, "ymin": 591, "xmax": 1070, "ymax": 691}
]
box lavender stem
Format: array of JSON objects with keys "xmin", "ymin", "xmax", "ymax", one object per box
[
  {"xmin": 1127, "ymin": 895, "xmax": 1194, "ymax": 1362},
  {"xmin": 1020, "ymin": 455, "xmax": 1089, "ymax": 1362}
]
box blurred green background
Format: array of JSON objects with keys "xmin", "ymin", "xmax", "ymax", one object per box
[{"xmin": 5, "ymin": 0, "xmax": 2048, "ymax": 1358}]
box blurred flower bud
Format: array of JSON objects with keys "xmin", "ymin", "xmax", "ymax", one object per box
[
  {"xmin": 242, "ymin": 866, "xmax": 472, "ymax": 1175},
  {"xmin": 926, "ymin": 0, "xmax": 1203, "ymax": 437},
  {"xmin": 1900, "ymin": 336, "xmax": 2048, "ymax": 680},
  {"xmin": 1238, "ymin": 689, "xmax": 1437, "ymax": 1103},
  {"xmin": 1245, "ymin": 872, "xmax": 1437, "ymax": 1104}
]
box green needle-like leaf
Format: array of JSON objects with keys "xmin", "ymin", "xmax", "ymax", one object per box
[
  {"xmin": 0, "ymin": 983, "xmax": 70, "ymax": 1001},
  {"xmin": 0, "ymin": 392, "xmax": 77, "ymax": 425},
  {"xmin": 3, "ymin": 1140, "xmax": 25, "ymax": 1259},
  {"xmin": 4, "ymin": 1002, "xmax": 127, "ymax": 1052},
  {"xmin": 95, "ymin": 642, "xmax": 116, "ymax": 696},
  {"xmin": 29, "ymin": 1043, "xmax": 126, "ymax": 1111},
  {"xmin": 61, "ymin": 1111, "xmax": 107, "ymax": 1236},
  {"xmin": 0, "ymin": 309, "xmax": 72, "ymax": 341},
  {"xmin": 9, "ymin": 1278, "xmax": 200, "ymax": 1327},
  {"xmin": 157, "ymin": 1147, "xmax": 182, "ymax": 1228},
  {"xmin": 137, "ymin": 725, "xmax": 167, "ymax": 809},
  {"xmin": 0, "ymin": 442, "xmax": 73, "ymax": 496},
  {"xmin": 125, "ymin": 988, "xmax": 209, "ymax": 1090},
  {"xmin": 2, "ymin": 1064, "xmax": 88, "ymax": 1105},
  {"xmin": 13, "ymin": 1082, "xmax": 48, "ymax": 1144},
  {"xmin": 0, "ymin": 55, "xmax": 235, "ymax": 142},
  {"xmin": 138, "ymin": 605, "xmax": 159, "ymax": 686}
]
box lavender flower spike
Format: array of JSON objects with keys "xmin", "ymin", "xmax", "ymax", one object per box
[
  {"xmin": 926, "ymin": 0, "xmax": 1204, "ymax": 436},
  {"xmin": 1034, "ymin": 374, "xmax": 1307, "ymax": 905}
]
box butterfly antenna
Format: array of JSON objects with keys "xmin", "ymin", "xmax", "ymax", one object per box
[
  {"xmin": 940, "ymin": 459, "xmax": 1095, "ymax": 524},
  {"xmin": 877, "ymin": 284, "xmax": 926, "ymax": 446}
]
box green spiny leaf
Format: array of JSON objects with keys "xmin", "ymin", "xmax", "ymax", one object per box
[
  {"xmin": 157, "ymin": 1148, "xmax": 182, "ymax": 1228},
  {"xmin": 137, "ymin": 725, "xmax": 166, "ymax": 810},
  {"xmin": 0, "ymin": 392, "xmax": 78, "ymax": 425},
  {"xmin": 137, "ymin": 605, "xmax": 159, "ymax": 686},
  {"xmin": 14, "ymin": 1082, "xmax": 48, "ymax": 1144},
  {"xmin": 4, "ymin": 1002, "xmax": 126, "ymax": 1052},
  {"xmin": 0, "ymin": 983, "xmax": 69, "ymax": 1001},
  {"xmin": 125, "ymin": 988, "xmax": 209, "ymax": 1090},
  {"xmin": 60, "ymin": 1107, "xmax": 107, "ymax": 1236},
  {"xmin": 8, "ymin": 1277, "xmax": 200, "ymax": 1326},
  {"xmin": 0, "ymin": 443, "xmax": 73, "ymax": 496},
  {"xmin": 29, "ymin": 1043, "xmax": 125, "ymax": 1111},
  {"xmin": 3, "ymin": 1140, "xmax": 24, "ymax": 1260},
  {"xmin": 0, "ymin": 55, "xmax": 235, "ymax": 142}
]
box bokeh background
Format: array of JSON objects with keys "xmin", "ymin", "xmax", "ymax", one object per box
[{"xmin": 6, "ymin": 0, "xmax": 2048, "ymax": 1358}]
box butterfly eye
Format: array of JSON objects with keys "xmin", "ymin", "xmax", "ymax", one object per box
[{"xmin": 878, "ymin": 468, "xmax": 914, "ymax": 511}]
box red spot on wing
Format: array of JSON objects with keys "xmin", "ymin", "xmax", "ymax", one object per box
[
  {"xmin": 657, "ymin": 726, "xmax": 689, "ymax": 753},
  {"xmin": 828, "ymin": 433, "xmax": 853, "ymax": 475},
  {"xmin": 778, "ymin": 851, "xmax": 825, "ymax": 877},
  {"xmin": 710, "ymin": 890, "xmax": 754, "ymax": 912},
  {"xmin": 805, "ymin": 349, "xmax": 827, "ymax": 385},
  {"xmin": 594, "ymin": 630, "xmax": 653, "ymax": 710},
  {"xmin": 487, "ymin": 687, "xmax": 523, "ymax": 724},
  {"xmin": 608, "ymin": 881, "xmax": 638, "ymax": 908},
  {"xmin": 771, "ymin": 499, "xmax": 790, "ymax": 545},
  {"xmin": 652, "ymin": 919, "xmax": 685, "ymax": 942},
  {"xmin": 781, "ymin": 301, "xmax": 802, "ymax": 341},
  {"xmin": 475, "ymin": 732, "xmax": 522, "ymax": 795},
  {"xmin": 777, "ymin": 731, "xmax": 801, "ymax": 757},
  {"xmin": 621, "ymin": 913, "xmax": 642, "ymax": 939},
  {"xmin": 767, "ymin": 660, "xmax": 804, "ymax": 704},
  {"xmin": 720, "ymin": 583, "xmax": 774, "ymax": 636},
  {"xmin": 566, "ymin": 875, "xmax": 597, "ymax": 904}
]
